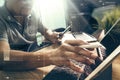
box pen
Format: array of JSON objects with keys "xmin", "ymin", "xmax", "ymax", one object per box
[{"xmin": 57, "ymin": 25, "xmax": 71, "ymax": 38}]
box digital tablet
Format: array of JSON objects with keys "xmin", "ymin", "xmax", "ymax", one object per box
[
  {"xmin": 85, "ymin": 18, "xmax": 120, "ymax": 80},
  {"xmin": 85, "ymin": 45, "xmax": 120, "ymax": 80}
]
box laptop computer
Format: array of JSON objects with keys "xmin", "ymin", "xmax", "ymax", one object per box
[{"xmin": 85, "ymin": 18, "xmax": 120, "ymax": 80}]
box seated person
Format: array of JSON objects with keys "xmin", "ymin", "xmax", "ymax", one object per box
[{"xmin": 0, "ymin": 0, "xmax": 100, "ymax": 80}]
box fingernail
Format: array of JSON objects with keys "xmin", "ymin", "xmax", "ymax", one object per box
[
  {"xmin": 91, "ymin": 54, "xmax": 98, "ymax": 59},
  {"xmin": 78, "ymin": 68, "xmax": 84, "ymax": 73}
]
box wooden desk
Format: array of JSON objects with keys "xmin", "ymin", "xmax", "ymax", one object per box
[
  {"xmin": 0, "ymin": 65, "xmax": 55, "ymax": 80},
  {"xmin": 112, "ymin": 54, "xmax": 120, "ymax": 80},
  {"xmin": 0, "ymin": 52, "xmax": 119, "ymax": 80},
  {"xmin": 0, "ymin": 45, "xmax": 57, "ymax": 80}
]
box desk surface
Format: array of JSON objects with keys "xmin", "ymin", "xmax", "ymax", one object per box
[
  {"xmin": 0, "ymin": 65, "xmax": 55, "ymax": 80},
  {"xmin": 1, "ymin": 60, "xmax": 119, "ymax": 80},
  {"xmin": 112, "ymin": 54, "xmax": 120, "ymax": 80},
  {"xmin": 0, "ymin": 44, "xmax": 57, "ymax": 80}
]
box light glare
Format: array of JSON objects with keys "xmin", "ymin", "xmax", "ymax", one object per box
[{"xmin": 33, "ymin": 0, "xmax": 66, "ymax": 30}]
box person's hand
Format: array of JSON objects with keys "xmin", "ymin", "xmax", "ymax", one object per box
[
  {"xmin": 48, "ymin": 40, "xmax": 98, "ymax": 72},
  {"xmin": 45, "ymin": 30, "xmax": 61, "ymax": 43}
]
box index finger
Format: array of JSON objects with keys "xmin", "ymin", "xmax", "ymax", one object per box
[{"xmin": 64, "ymin": 40, "xmax": 88, "ymax": 46}]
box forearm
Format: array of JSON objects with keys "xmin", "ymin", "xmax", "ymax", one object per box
[{"xmin": 1, "ymin": 50, "xmax": 52, "ymax": 71}]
